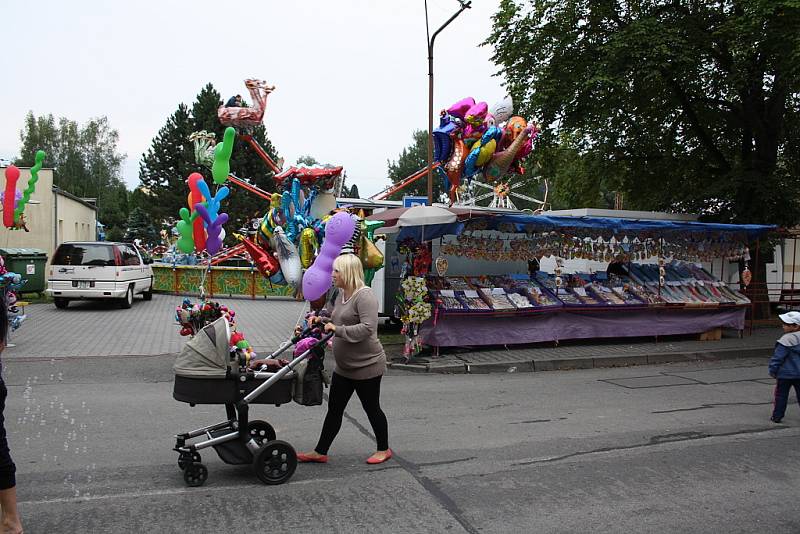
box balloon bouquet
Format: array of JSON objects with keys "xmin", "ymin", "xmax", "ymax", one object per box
[
  {"xmin": 432, "ymin": 96, "xmax": 540, "ymax": 204},
  {"xmin": 3, "ymin": 150, "xmax": 45, "ymax": 231},
  {"xmin": 174, "ymin": 127, "xmax": 235, "ymax": 259}
]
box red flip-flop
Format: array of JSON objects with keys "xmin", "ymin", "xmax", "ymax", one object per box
[
  {"xmin": 366, "ymin": 449, "xmax": 393, "ymax": 464},
  {"xmin": 297, "ymin": 452, "xmax": 328, "ymax": 463}
]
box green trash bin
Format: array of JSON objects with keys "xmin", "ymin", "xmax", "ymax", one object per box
[{"xmin": 0, "ymin": 248, "xmax": 48, "ymax": 294}]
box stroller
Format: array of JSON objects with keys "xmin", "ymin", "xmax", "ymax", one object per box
[{"xmin": 173, "ymin": 317, "xmax": 331, "ymax": 487}]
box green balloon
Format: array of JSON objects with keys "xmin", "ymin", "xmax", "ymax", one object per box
[
  {"xmin": 15, "ymin": 150, "xmax": 45, "ymax": 223},
  {"xmin": 176, "ymin": 207, "xmax": 197, "ymax": 254},
  {"xmin": 212, "ymin": 127, "xmax": 236, "ymax": 185},
  {"xmin": 364, "ymin": 268, "xmax": 376, "ymax": 287}
]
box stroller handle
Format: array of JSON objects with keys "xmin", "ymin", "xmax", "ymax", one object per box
[{"xmin": 291, "ymin": 325, "xmax": 314, "ymax": 344}]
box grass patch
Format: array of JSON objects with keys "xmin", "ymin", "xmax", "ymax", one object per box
[{"xmin": 378, "ymin": 321, "xmax": 404, "ymax": 345}]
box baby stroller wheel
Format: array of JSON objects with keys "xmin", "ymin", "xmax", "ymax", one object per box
[
  {"xmin": 178, "ymin": 451, "xmax": 202, "ymax": 471},
  {"xmin": 183, "ymin": 462, "xmax": 208, "ymax": 487},
  {"xmin": 253, "ymin": 440, "xmax": 297, "ymax": 485},
  {"xmin": 248, "ymin": 420, "xmax": 277, "ymax": 446}
]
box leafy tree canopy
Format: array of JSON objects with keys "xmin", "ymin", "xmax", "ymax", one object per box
[
  {"xmin": 386, "ymin": 130, "xmax": 446, "ymax": 202},
  {"xmin": 487, "ymin": 0, "xmax": 800, "ymax": 226},
  {"xmin": 15, "ymin": 113, "xmax": 129, "ymax": 230}
]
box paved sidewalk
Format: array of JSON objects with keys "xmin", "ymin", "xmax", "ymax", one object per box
[
  {"xmin": 6, "ymin": 294, "xmax": 308, "ymax": 359},
  {"xmin": 386, "ymin": 327, "xmax": 778, "ymax": 374}
]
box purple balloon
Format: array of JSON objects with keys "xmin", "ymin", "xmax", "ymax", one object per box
[
  {"xmin": 302, "ymin": 212, "xmax": 356, "ymax": 301},
  {"xmin": 194, "ymin": 204, "xmax": 228, "ymax": 255},
  {"xmin": 0, "ymin": 190, "xmax": 22, "ymax": 208}
]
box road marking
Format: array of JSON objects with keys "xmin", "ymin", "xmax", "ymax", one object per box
[{"xmin": 18, "ymin": 477, "xmax": 339, "ymax": 506}]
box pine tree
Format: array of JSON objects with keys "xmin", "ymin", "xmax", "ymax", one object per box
[
  {"xmin": 123, "ymin": 207, "xmax": 158, "ymax": 245},
  {"xmin": 138, "ymin": 103, "xmax": 196, "ymax": 225}
]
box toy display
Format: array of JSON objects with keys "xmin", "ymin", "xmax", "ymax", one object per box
[
  {"xmin": 423, "ymin": 259, "xmax": 748, "ymax": 316},
  {"xmin": 478, "ymin": 288, "xmax": 516, "ymax": 310}
]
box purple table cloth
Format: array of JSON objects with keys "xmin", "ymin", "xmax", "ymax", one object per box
[{"xmin": 420, "ymin": 307, "xmax": 746, "ymax": 348}]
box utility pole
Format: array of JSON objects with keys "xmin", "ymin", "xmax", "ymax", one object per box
[{"xmin": 426, "ymin": 0, "xmax": 471, "ymax": 206}]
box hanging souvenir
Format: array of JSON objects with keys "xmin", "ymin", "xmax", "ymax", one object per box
[{"xmin": 435, "ymin": 256, "xmax": 449, "ymax": 277}]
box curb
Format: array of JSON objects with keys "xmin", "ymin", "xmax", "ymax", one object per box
[{"xmin": 387, "ymin": 346, "xmax": 774, "ymax": 374}]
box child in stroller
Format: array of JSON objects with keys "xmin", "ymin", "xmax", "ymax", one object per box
[{"xmin": 172, "ymin": 314, "xmax": 331, "ymax": 487}]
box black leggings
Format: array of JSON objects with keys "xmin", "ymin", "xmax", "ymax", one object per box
[
  {"xmin": 0, "ymin": 365, "xmax": 16, "ymax": 490},
  {"xmin": 315, "ymin": 372, "xmax": 389, "ymax": 455}
]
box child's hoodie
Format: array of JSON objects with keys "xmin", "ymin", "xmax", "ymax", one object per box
[{"xmin": 769, "ymin": 331, "xmax": 800, "ymax": 379}]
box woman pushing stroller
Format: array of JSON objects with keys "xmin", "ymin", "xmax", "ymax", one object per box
[{"xmin": 296, "ymin": 253, "xmax": 392, "ymax": 465}]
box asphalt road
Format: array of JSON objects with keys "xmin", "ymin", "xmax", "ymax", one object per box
[{"xmin": 4, "ymin": 353, "xmax": 798, "ymax": 533}]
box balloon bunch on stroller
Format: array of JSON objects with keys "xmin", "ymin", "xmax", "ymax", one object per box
[{"xmin": 175, "ymin": 298, "xmax": 256, "ymax": 361}]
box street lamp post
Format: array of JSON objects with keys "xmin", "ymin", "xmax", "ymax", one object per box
[{"xmin": 426, "ymin": 0, "xmax": 471, "ymax": 206}]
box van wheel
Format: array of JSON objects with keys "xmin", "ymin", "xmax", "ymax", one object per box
[
  {"xmin": 54, "ymin": 298, "xmax": 69, "ymax": 309},
  {"xmin": 142, "ymin": 278, "xmax": 153, "ymax": 301},
  {"xmin": 119, "ymin": 286, "xmax": 133, "ymax": 309}
]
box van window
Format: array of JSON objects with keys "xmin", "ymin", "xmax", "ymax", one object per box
[
  {"xmin": 119, "ymin": 245, "xmax": 141, "ymax": 266},
  {"xmin": 53, "ymin": 244, "xmax": 117, "ymax": 266}
]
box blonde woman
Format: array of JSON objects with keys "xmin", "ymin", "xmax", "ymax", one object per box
[{"xmin": 297, "ymin": 253, "xmax": 392, "ymax": 465}]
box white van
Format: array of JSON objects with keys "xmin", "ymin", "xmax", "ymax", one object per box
[{"xmin": 46, "ymin": 242, "xmax": 154, "ymax": 309}]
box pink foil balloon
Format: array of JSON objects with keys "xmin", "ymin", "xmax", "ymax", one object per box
[{"xmin": 446, "ymin": 97, "xmax": 475, "ymax": 119}]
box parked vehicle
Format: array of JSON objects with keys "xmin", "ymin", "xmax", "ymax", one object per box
[{"xmin": 46, "ymin": 242, "xmax": 154, "ymax": 309}]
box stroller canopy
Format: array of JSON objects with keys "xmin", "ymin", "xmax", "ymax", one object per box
[{"xmin": 174, "ymin": 317, "xmax": 231, "ymax": 378}]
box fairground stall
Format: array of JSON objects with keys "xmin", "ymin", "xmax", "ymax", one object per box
[{"xmin": 369, "ymin": 208, "xmax": 774, "ymax": 357}]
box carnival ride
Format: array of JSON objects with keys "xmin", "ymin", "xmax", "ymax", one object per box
[{"xmin": 170, "ymin": 79, "xmax": 385, "ymax": 299}]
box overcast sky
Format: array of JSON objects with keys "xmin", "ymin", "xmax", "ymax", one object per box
[{"xmin": 0, "ymin": 0, "xmax": 507, "ymax": 197}]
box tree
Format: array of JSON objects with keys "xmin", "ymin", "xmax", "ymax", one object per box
[
  {"xmin": 123, "ymin": 207, "xmax": 158, "ymax": 245},
  {"xmin": 138, "ymin": 104, "xmax": 196, "ymax": 225},
  {"xmin": 16, "ymin": 112, "xmax": 129, "ymax": 232},
  {"xmin": 386, "ymin": 130, "xmax": 446, "ymax": 201},
  {"xmin": 296, "ymin": 155, "xmax": 319, "ymax": 166},
  {"xmin": 349, "ymin": 184, "xmax": 360, "ymax": 199},
  {"xmin": 486, "ymin": 0, "xmax": 800, "ymax": 227}
]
